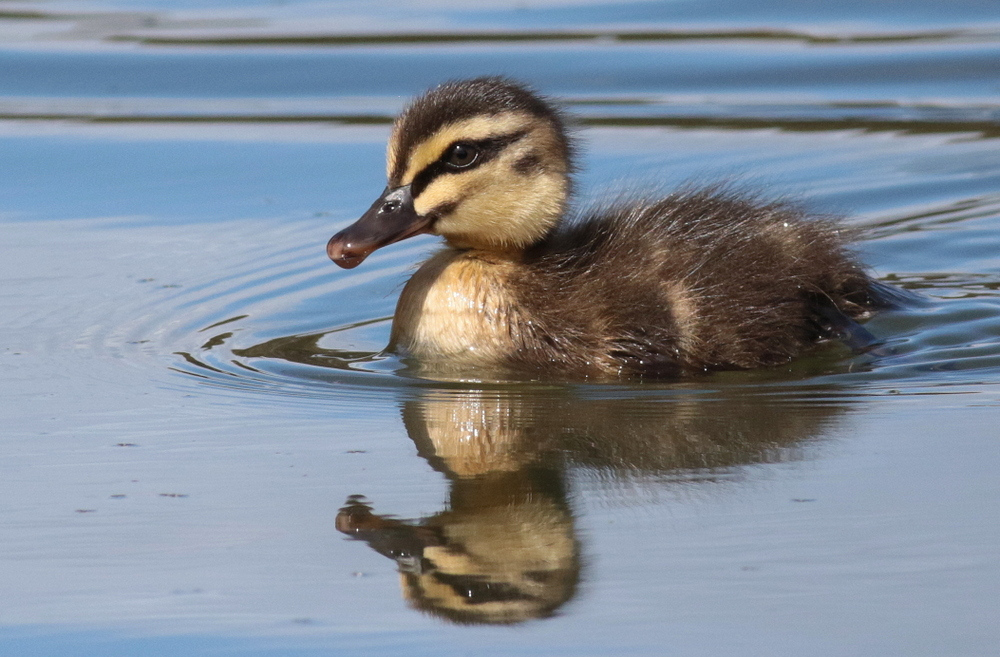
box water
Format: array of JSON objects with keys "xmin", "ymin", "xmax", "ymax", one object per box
[{"xmin": 2, "ymin": 1, "xmax": 1000, "ymax": 655}]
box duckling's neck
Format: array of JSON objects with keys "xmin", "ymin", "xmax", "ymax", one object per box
[
  {"xmin": 441, "ymin": 236, "xmax": 528, "ymax": 259},
  {"xmin": 389, "ymin": 246, "xmax": 524, "ymax": 368}
]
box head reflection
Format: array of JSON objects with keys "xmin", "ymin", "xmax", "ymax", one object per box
[{"xmin": 337, "ymin": 388, "xmax": 849, "ymax": 625}]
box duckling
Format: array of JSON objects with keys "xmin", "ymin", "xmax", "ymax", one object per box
[{"xmin": 327, "ymin": 76, "xmax": 889, "ymax": 379}]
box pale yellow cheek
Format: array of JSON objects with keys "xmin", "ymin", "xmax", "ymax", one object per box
[
  {"xmin": 412, "ymin": 174, "xmax": 471, "ymax": 216},
  {"xmin": 428, "ymin": 167, "xmax": 567, "ymax": 250}
]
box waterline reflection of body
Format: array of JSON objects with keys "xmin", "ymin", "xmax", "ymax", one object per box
[{"xmin": 337, "ymin": 387, "xmax": 853, "ymax": 624}]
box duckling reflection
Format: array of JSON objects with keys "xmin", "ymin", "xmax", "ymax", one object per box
[
  {"xmin": 338, "ymin": 468, "xmax": 577, "ymax": 625},
  {"xmin": 337, "ymin": 387, "xmax": 850, "ymax": 624}
]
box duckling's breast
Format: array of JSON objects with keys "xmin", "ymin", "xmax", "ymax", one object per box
[{"xmin": 389, "ymin": 249, "xmax": 522, "ymax": 367}]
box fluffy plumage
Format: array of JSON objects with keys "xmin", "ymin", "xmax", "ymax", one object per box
[
  {"xmin": 512, "ymin": 188, "xmax": 880, "ymax": 377},
  {"xmin": 327, "ymin": 77, "xmax": 889, "ymax": 379}
]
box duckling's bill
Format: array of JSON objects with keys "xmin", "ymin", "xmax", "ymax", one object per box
[{"xmin": 327, "ymin": 184, "xmax": 432, "ymax": 269}]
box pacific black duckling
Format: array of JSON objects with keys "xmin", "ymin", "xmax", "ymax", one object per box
[{"xmin": 327, "ymin": 76, "xmax": 889, "ymax": 379}]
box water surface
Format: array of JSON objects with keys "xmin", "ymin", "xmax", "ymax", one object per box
[{"xmin": 2, "ymin": 1, "xmax": 1000, "ymax": 655}]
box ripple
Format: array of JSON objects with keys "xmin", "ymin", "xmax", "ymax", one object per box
[
  {"xmin": 2, "ymin": 95, "xmax": 998, "ymax": 138},
  {"xmin": 83, "ymin": 219, "xmax": 400, "ymax": 407},
  {"xmin": 863, "ymin": 194, "xmax": 1000, "ymax": 238},
  {"xmin": 89, "ymin": 211, "xmax": 1000, "ymax": 405},
  {"xmin": 107, "ymin": 27, "xmax": 1000, "ymax": 48}
]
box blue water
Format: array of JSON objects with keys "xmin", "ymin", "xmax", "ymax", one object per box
[{"xmin": 2, "ymin": 1, "xmax": 1000, "ymax": 655}]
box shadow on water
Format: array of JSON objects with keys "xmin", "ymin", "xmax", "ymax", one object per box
[{"xmin": 336, "ymin": 386, "xmax": 850, "ymax": 625}]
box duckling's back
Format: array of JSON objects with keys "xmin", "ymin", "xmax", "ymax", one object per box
[{"xmin": 507, "ymin": 188, "xmax": 884, "ymax": 378}]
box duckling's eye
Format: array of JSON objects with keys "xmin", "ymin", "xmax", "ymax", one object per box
[{"xmin": 444, "ymin": 143, "xmax": 479, "ymax": 169}]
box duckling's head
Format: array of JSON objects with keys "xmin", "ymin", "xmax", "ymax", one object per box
[{"xmin": 328, "ymin": 77, "xmax": 573, "ymax": 268}]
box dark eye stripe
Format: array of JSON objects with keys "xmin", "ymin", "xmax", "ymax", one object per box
[{"xmin": 409, "ymin": 129, "xmax": 529, "ymax": 199}]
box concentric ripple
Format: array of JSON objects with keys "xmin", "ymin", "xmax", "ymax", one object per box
[
  {"xmin": 84, "ymin": 188, "xmax": 1000, "ymax": 405},
  {"xmin": 90, "ymin": 217, "xmax": 421, "ymax": 406}
]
